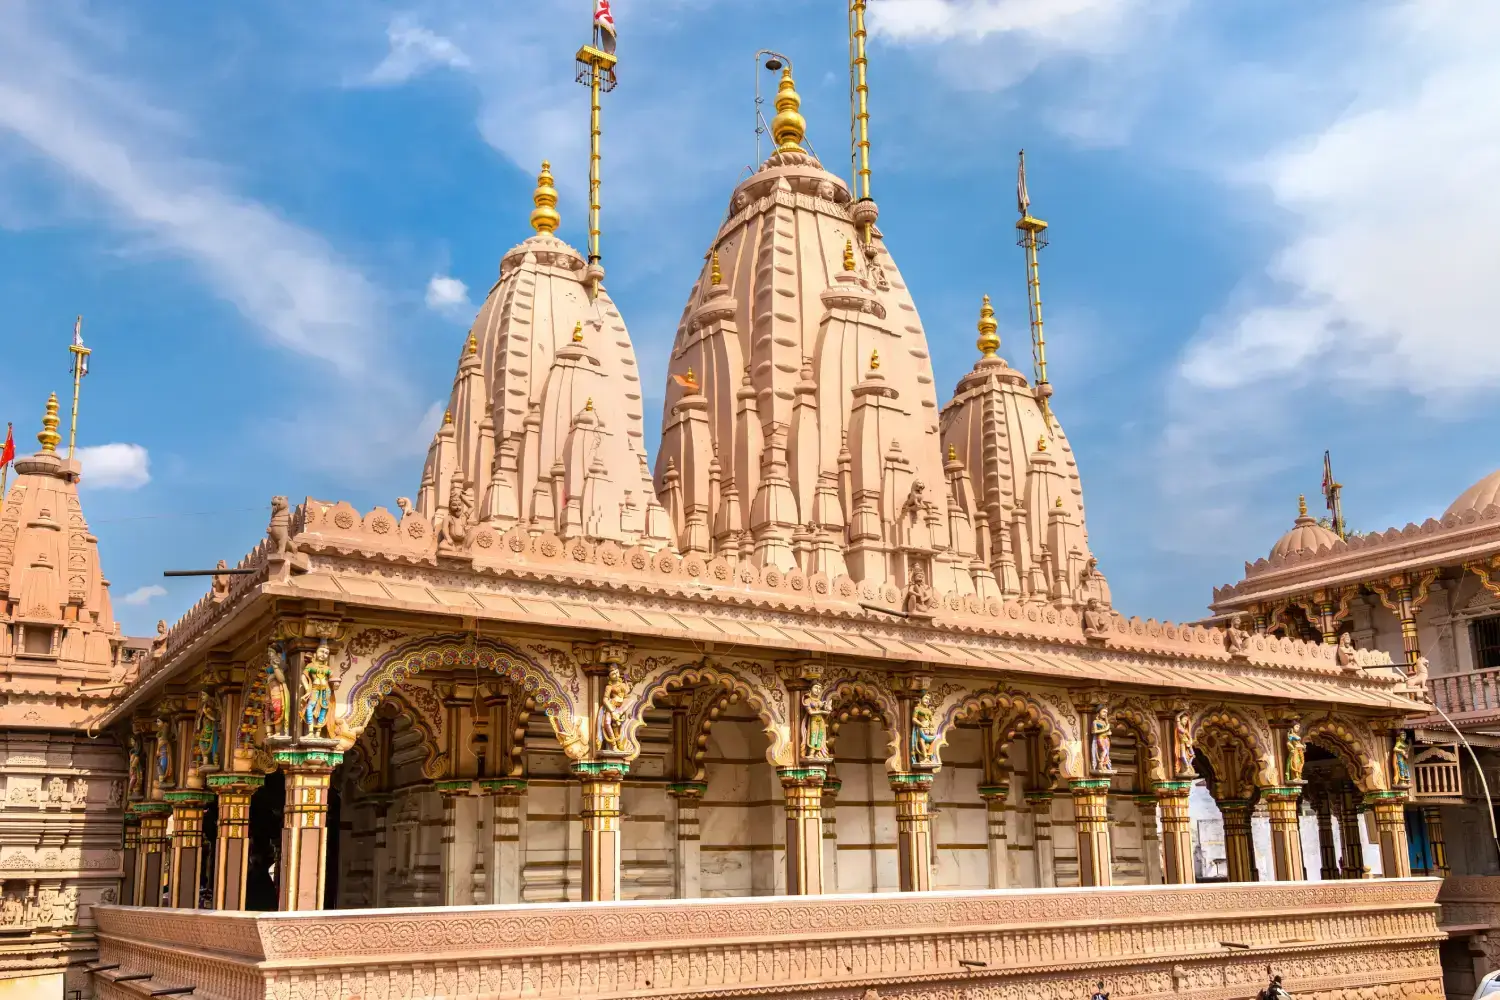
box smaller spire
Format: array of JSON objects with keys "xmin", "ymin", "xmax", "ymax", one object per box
[
  {"xmin": 976, "ymin": 294, "xmax": 999, "ymax": 359},
  {"xmin": 869, "ymin": 349, "xmax": 880, "ymax": 371},
  {"xmin": 466, "ymin": 331, "xmax": 478, "ymax": 355},
  {"xmin": 1298, "ymin": 494, "xmax": 1308, "ymax": 517},
  {"xmin": 530, "ymin": 160, "xmax": 561, "ymax": 234},
  {"xmin": 710, "ymin": 250, "xmax": 723, "ymax": 286},
  {"xmin": 843, "ymin": 240, "xmax": 856, "ymax": 272},
  {"xmin": 37, "ymin": 393, "xmax": 61, "ymax": 454},
  {"xmin": 572, "ymin": 321, "xmax": 584, "ymax": 343},
  {"xmin": 771, "ymin": 67, "xmax": 806, "ymax": 154}
]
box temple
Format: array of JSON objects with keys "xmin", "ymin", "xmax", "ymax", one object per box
[{"xmin": 0, "ymin": 5, "xmax": 1469, "ymax": 1000}]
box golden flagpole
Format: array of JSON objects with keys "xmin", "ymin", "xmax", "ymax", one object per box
[
  {"xmin": 1015, "ymin": 152, "xmax": 1052, "ymax": 423},
  {"xmin": 576, "ymin": 8, "xmax": 617, "ymax": 298},
  {"xmin": 67, "ymin": 315, "xmax": 91, "ymax": 459},
  {"xmin": 848, "ymin": 0, "xmax": 873, "ymax": 242}
]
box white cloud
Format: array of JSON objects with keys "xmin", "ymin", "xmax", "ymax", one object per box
[
  {"xmin": 870, "ymin": 0, "xmax": 1153, "ymax": 50},
  {"xmin": 425, "ymin": 274, "xmax": 471, "ymax": 315},
  {"xmin": 77, "ymin": 443, "xmax": 151, "ymax": 489},
  {"xmin": 362, "ymin": 17, "xmax": 471, "ymax": 87},
  {"xmin": 122, "ymin": 584, "xmax": 166, "ymax": 606}
]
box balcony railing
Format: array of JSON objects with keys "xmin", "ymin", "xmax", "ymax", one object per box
[{"xmin": 1432, "ymin": 670, "xmax": 1500, "ymax": 716}]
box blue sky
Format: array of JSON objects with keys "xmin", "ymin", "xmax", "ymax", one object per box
[{"xmin": 3, "ymin": 0, "xmax": 1497, "ymax": 637}]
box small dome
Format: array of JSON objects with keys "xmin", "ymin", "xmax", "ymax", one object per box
[
  {"xmin": 1269, "ymin": 495, "xmax": 1339, "ymax": 559},
  {"xmin": 1445, "ymin": 469, "xmax": 1500, "ymax": 519}
]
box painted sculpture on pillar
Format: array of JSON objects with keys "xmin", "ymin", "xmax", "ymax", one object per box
[
  {"xmin": 1174, "ymin": 711, "xmax": 1196, "ymax": 778},
  {"xmin": 1284, "ymin": 721, "xmax": 1306, "ymax": 784},
  {"xmin": 127, "ymin": 738, "xmax": 143, "ymax": 799},
  {"xmin": 910, "ymin": 693, "xmax": 937, "ymax": 767},
  {"xmin": 596, "ymin": 664, "xmax": 630, "ymax": 755},
  {"xmin": 192, "ymin": 693, "xmax": 221, "ymax": 772},
  {"xmin": 154, "ymin": 716, "xmax": 174, "ymax": 788},
  {"xmin": 1089, "ymin": 706, "xmax": 1114, "ymax": 775},
  {"xmin": 265, "ymin": 643, "xmax": 291, "ymax": 738},
  {"xmin": 801, "ymin": 682, "xmax": 832, "ymax": 762},
  {"xmin": 301, "ymin": 641, "xmax": 334, "ymax": 738},
  {"xmin": 1391, "ymin": 730, "xmax": 1411, "ymax": 787}
]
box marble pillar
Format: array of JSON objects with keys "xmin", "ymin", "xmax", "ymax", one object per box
[
  {"xmin": 1154, "ymin": 781, "xmax": 1193, "ymax": 884},
  {"xmin": 1338, "ymin": 788, "xmax": 1368, "ymax": 878},
  {"xmin": 1070, "ymin": 779, "xmax": 1113, "ymax": 887},
  {"xmin": 1219, "ymin": 799, "xmax": 1254, "ymax": 882},
  {"xmin": 366, "ymin": 793, "xmax": 391, "ymax": 907},
  {"xmin": 668, "ymin": 781, "xmax": 705, "ymax": 899},
  {"xmin": 779, "ymin": 767, "xmax": 825, "ymax": 895},
  {"xmin": 892, "ymin": 773, "xmax": 934, "ymax": 892},
  {"xmin": 820, "ymin": 779, "xmax": 841, "ymax": 894},
  {"xmin": 1423, "ymin": 805, "xmax": 1449, "ymax": 876},
  {"xmin": 435, "ymin": 781, "xmax": 468, "ymax": 906},
  {"xmin": 274, "ymin": 746, "xmax": 342, "ymax": 911},
  {"xmin": 979, "ymin": 783, "xmax": 1009, "ymax": 889},
  {"xmin": 1263, "ymin": 787, "xmax": 1306, "ymax": 881},
  {"xmin": 574, "ymin": 762, "xmax": 626, "ymax": 902},
  {"xmin": 209, "ymin": 774, "xmax": 264, "ymax": 911},
  {"xmin": 485, "ymin": 779, "xmax": 526, "ymax": 905},
  {"xmin": 1367, "ymin": 791, "xmax": 1412, "ymax": 878},
  {"xmin": 1136, "ymin": 794, "xmax": 1164, "ymax": 884},
  {"xmin": 1026, "ymin": 791, "xmax": 1056, "ymax": 888}
]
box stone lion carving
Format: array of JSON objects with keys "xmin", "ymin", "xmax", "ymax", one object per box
[{"xmin": 268, "ymin": 496, "xmax": 295, "ymax": 555}]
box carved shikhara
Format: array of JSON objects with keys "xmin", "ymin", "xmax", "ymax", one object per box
[{"xmin": 92, "ymin": 880, "xmax": 1443, "ymax": 1000}]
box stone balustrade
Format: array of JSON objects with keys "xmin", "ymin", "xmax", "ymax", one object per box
[
  {"xmin": 91, "ymin": 880, "xmax": 1444, "ymax": 1000},
  {"xmin": 1433, "ymin": 670, "xmax": 1500, "ymax": 717}
]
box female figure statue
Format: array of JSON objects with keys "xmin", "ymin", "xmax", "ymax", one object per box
[
  {"xmin": 301, "ymin": 642, "xmax": 334, "ymax": 738},
  {"xmin": 910, "ymin": 693, "xmax": 938, "ymax": 767},
  {"xmin": 192, "ymin": 694, "xmax": 221, "ymax": 772},
  {"xmin": 801, "ymin": 682, "xmax": 831, "ymax": 762},
  {"xmin": 1090, "ymin": 706, "xmax": 1114, "ymax": 775},
  {"xmin": 265, "ymin": 644, "xmax": 291, "ymax": 739},
  {"xmin": 596, "ymin": 665, "xmax": 630, "ymax": 754},
  {"xmin": 127, "ymin": 739, "xmax": 144, "ymax": 799},
  {"xmin": 1392, "ymin": 730, "xmax": 1411, "ymax": 786},
  {"xmin": 154, "ymin": 716, "xmax": 174, "ymax": 788},
  {"xmin": 1175, "ymin": 711, "xmax": 1196, "ymax": 777},
  {"xmin": 1284, "ymin": 721, "xmax": 1306, "ymax": 784}
]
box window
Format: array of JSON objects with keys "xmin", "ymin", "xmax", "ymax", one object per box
[
  {"xmin": 22, "ymin": 626, "xmax": 54, "ymax": 656},
  {"xmin": 1475, "ymin": 615, "xmax": 1500, "ymax": 670}
]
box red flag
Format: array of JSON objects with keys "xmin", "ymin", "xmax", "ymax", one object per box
[
  {"xmin": 594, "ymin": 0, "xmax": 616, "ymax": 52},
  {"xmin": 0, "ymin": 423, "xmax": 13, "ymax": 469}
]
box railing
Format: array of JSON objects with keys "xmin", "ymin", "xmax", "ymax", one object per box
[
  {"xmin": 1413, "ymin": 743, "xmax": 1463, "ymax": 799},
  {"xmin": 1432, "ymin": 670, "xmax": 1500, "ymax": 716}
]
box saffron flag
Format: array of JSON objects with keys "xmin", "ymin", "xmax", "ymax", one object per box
[
  {"xmin": 0, "ymin": 423, "xmax": 13, "ymax": 469},
  {"xmin": 594, "ymin": 0, "xmax": 616, "ymax": 53},
  {"xmin": 72, "ymin": 315, "xmax": 88, "ymax": 376},
  {"xmin": 1017, "ymin": 150, "xmax": 1031, "ymax": 216}
]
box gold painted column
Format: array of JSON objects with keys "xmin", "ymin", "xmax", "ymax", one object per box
[
  {"xmin": 1070, "ymin": 779, "xmax": 1113, "ymax": 887},
  {"xmin": 121, "ymin": 811, "xmax": 140, "ymax": 910},
  {"xmin": 274, "ymin": 746, "xmax": 342, "ymax": 911},
  {"xmin": 134, "ymin": 803, "xmax": 171, "ymax": 906},
  {"xmin": 166, "ymin": 791, "xmax": 212, "ymax": 908},
  {"xmin": 574, "ymin": 761, "xmax": 627, "ymax": 902},
  {"xmin": 1366, "ymin": 790, "xmax": 1412, "ymax": 878},
  {"xmin": 1423, "ymin": 805, "xmax": 1450, "ymax": 876},
  {"xmin": 1154, "ymin": 781, "xmax": 1194, "ymax": 884},
  {"xmin": 779, "ymin": 767, "xmax": 826, "ymax": 895},
  {"xmin": 1263, "ymin": 787, "xmax": 1306, "ymax": 881},
  {"xmin": 1311, "ymin": 791, "xmax": 1339, "ymax": 880},
  {"xmin": 979, "ymin": 783, "xmax": 1010, "ymax": 889},
  {"xmin": 1027, "ymin": 791, "xmax": 1056, "ymax": 887},
  {"xmin": 1338, "ymin": 788, "xmax": 1369, "ymax": 878},
  {"xmin": 210, "ymin": 774, "xmax": 263, "ymax": 911},
  {"xmin": 1219, "ymin": 799, "xmax": 1255, "ymax": 882},
  {"xmin": 892, "ymin": 773, "xmax": 934, "ymax": 892}
]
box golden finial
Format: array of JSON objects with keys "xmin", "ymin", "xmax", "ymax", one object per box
[
  {"xmin": 1298, "ymin": 494, "xmax": 1308, "ymax": 517},
  {"xmin": 443, "ymin": 409, "xmax": 452, "ymax": 426},
  {"xmin": 465, "ymin": 331, "xmax": 478, "ymax": 355},
  {"xmin": 686, "ymin": 366, "xmax": 696, "ymax": 385},
  {"xmin": 37, "ymin": 393, "xmax": 61, "ymax": 454},
  {"xmin": 843, "ymin": 240, "xmax": 856, "ymax": 272},
  {"xmin": 585, "ymin": 397, "xmax": 594, "ymax": 412},
  {"xmin": 1036, "ymin": 434, "xmax": 1047, "ymax": 453},
  {"xmin": 710, "ymin": 250, "xmax": 723, "ymax": 286},
  {"xmin": 572, "ymin": 321, "xmax": 584, "ymax": 343},
  {"xmin": 976, "ymin": 294, "xmax": 999, "ymax": 359},
  {"xmin": 947, "ymin": 443, "xmax": 958, "ymax": 462},
  {"xmin": 530, "ymin": 160, "xmax": 561, "ymax": 234},
  {"xmin": 1055, "ymin": 496, "xmax": 1063, "ymax": 508},
  {"xmin": 771, "ymin": 67, "xmax": 806, "ymax": 154},
  {"xmin": 869, "ymin": 349, "xmax": 880, "ymax": 371}
]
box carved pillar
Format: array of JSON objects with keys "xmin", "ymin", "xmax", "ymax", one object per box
[
  {"xmin": 1219, "ymin": 799, "xmax": 1254, "ymax": 882},
  {"xmin": 366, "ymin": 793, "xmax": 391, "ymax": 907},
  {"xmin": 435, "ymin": 781, "xmax": 469, "ymax": 906},
  {"xmin": 166, "ymin": 791, "xmax": 212, "ymax": 908},
  {"xmin": 209, "ymin": 774, "xmax": 263, "ymax": 911},
  {"xmin": 574, "ymin": 761, "xmax": 627, "ymax": 901},
  {"xmin": 1070, "ymin": 778, "xmax": 1113, "ymax": 887},
  {"xmin": 1154, "ymin": 781, "xmax": 1193, "ymax": 884},
  {"xmin": 1366, "ymin": 791, "xmax": 1412, "ymax": 878},
  {"xmin": 121, "ymin": 812, "xmax": 140, "ymax": 910},
  {"xmin": 1337, "ymin": 786, "xmax": 1368, "ymax": 878},
  {"xmin": 483, "ymin": 779, "xmax": 526, "ymax": 904},
  {"xmin": 1135, "ymin": 794, "xmax": 1164, "ymax": 884},
  {"xmin": 1423, "ymin": 805, "xmax": 1450, "ymax": 876},
  {"xmin": 1027, "ymin": 791, "xmax": 1056, "ymax": 887},
  {"xmin": 274, "ymin": 746, "xmax": 342, "ymax": 911},
  {"xmin": 1263, "ymin": 787, "xmax": 1306, "ymax": 881},
  {"xmin": 668, "ymin": 781, "xmax": 706, "ymax": 899},
  {"xmin": 133, "ymin": 803, "xmax": 171, "ymax": 906},
  {"xmin": 821, "ymin": 778, "xmax": 841, "ymax": 893},
  {"xmin": 979, "ymin": 782, "xmax": 1010, "ymax": 889},
  {"xmin": 1311, "ymin": 790, "xmax": 1338, "ymax": 880},
  {"xmin": 779, "ymin": 767, "xmax": 826, "ymax": 895},
  {"xmin": 892, "ymin": 773, "xmax": 933, "ymax": 892},
  {"xmin": 1371, "ymin": 571, "xmax": 1438, "ymax": 671}
]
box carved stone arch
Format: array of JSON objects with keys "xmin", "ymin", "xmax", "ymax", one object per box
[
  {"xmin": 352, "ymin": 689, "xmax": 447, "ymax": 786},
  {"xmin": 627, "ymin": 659, "xmax": 790, "ymax": 766},
  {"xmin": 1304, "ymin": 714, "xmax": 1383, "ymax": 792},
  {"xmin": 342, "ymin": 635, "xmax": 584, "ymax": 761},
  {"xmin": 1110, "ymin": 699, "xmax": 1167, "ymax": 787},
  {"xmin": 680, "ymin": 684, "xmax": 742, "ymax": 783},
  {"xmin": 933, "ymin": 684, "xmax": 1078, "ymax": 778},
  {"xmin": 823, "ymin": 672, "xmax": 901, "ymax": 772},
  {"xmin": 1192, "ymin": 704, "xmax": 1276, "ymax": 791}
]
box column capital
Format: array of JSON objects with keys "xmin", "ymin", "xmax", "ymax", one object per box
[
  {"xmin": 1024, "ymin": 789, "xmax": 1055, "ymax": 807},
  {"xmin": 571, "ymin": 760, "xmax": 629, "ymax": 780},
  {"xmin": 434, "ymin": 779, "xmax": 478, "ymax": 797},
  {"xmin": 889, "ymin": 771, "xmax": 934, "ymax": 790},
  {"xmin": 206, "ymin": 772, "xmax": 266, "ymax": 793},
  {"xmin": 977, "ymin": 783, "xmax": 1010, "ymax": 802},
  {"xmin": 1068, "ymin": 777, "xmax": 1112, "ymax": 794},
  {"xmin": 1152, "ymin": 780, "xmax": 1192, "ymax": 797},
  {"xmin": 1262, "ymin": 785, "xmax": 1304, "ymax": 802},
  {"xmin": 479, "ymin": 778, "xmax": 529, "ymax": 796},
  {"xmin": 666, "ymin": 781, "xmax": 708, "ymax": 800},
  {"xmin": 1363, "ymin": 789, "xmax": 1407, "ymax": 807},
  {"xmin": 129, "ymin": 801, "xmax": 171, "ymax": 817},
  {"xmin": 162, "ymin": 790, "xmax": 214, "ymax": 806},
  {"xmin": 271, "ymin": 739, "xmax": 344, "ymax": 771},
  {"xmin": 776, "ymin": 765, "xmax": 828, "ymax": 787}
]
